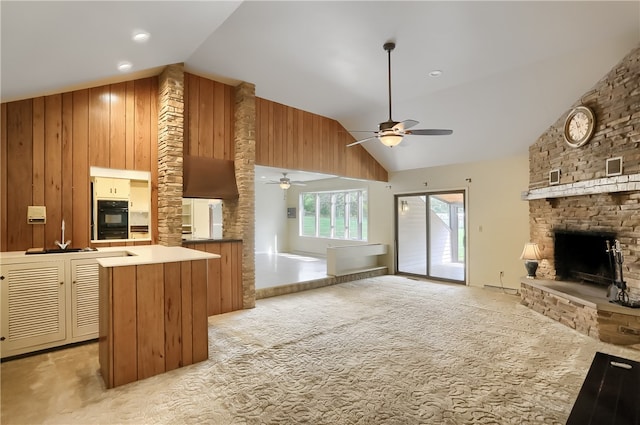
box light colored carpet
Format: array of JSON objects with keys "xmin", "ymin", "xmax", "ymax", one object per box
[{"xmin": 3, "ymin": 275, "xmax": 640, "ymax": 424}]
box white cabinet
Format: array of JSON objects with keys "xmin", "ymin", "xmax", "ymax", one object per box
[
  {"xmin": 94, "ymin": 177, "xmax": 130, "ymax": 200},
  {"xmin": 70, "ymin": 258, "xmax": 100, "ymax": 338},
  {"xmin": 0, "ymin": 251, "xmax": 123, "ymax": 358},
  {"xmin": 0, "ymin": 261, "xmax": 66, "ymax": 355},
  {"xmin": 129, "ymin": 180, "xmax": 149, "ymax": 212}
]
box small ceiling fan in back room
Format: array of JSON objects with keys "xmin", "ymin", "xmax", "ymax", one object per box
[
  {"xmin": 347, "ymin": 42, "xmax": 453, "ymax": 148},
  {"xmin": 265, "ymin": 172, "xmax": 307, "ymax": 190}
]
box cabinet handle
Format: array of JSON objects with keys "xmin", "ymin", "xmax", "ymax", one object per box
[
  {"xmin": 60, "ymin": 281, "xmax": 64, "ymax": 285},
  {"xmin": 0, "ymin": 275, "xmax": 4, "ymax": 280},
  {"xmin": 0, "ymin": 336, "xmax": 5, "ymax": 341}
]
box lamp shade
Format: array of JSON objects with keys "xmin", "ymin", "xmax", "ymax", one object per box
[
  {"xmin": 378, "ymin": 134, "xmax": 403, "ymax": 147},
  {"xmin": 520, "ymin": 243, "xmax": 542, "ymax": 261}
]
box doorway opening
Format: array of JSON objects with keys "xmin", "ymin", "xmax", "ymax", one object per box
[{"xmin": 396, "ymin": 191, "xmax": 466, "ymax": 283}]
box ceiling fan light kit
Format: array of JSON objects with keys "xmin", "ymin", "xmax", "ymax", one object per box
[
  {"xmin": 346, "ymin": 41, "xmax": 452, "ymax": 148},
  {"xmin": 265, "ymin": 172, "xmax": 306, "ymax": 190}
]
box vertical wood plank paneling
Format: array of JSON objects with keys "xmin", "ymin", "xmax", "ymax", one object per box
[
  {"xmin": 205, "ymin": 242, "xmax": 222, "ymax": 315},
  {"xmin": 61, "ymin": 93, "xmax": 74, "ymax": 245},
  {"xmin": 0, "ymin": 103, "xmax": 7, "ymax": 250},
  {"xmin": 213, "ymin": 81, "xmax": 225, "ymax": 159},
  {"xmin": 134, "ymin": 78, "xmax": 151, "ymax": 172},
  {"xmin": 183, "ymin": 74, "xmax": 191, "ymax": 155},
  {"xmin": 2, "ymin": 76, "xmax": 160, "ymax": 252},
  {"xmin": 136, "ymin": 263, "xmax": 165, "ymax": 380},
  {"xmin": 109, "ymin": 83, "xmax": 127, "ymax": 169},
  {"xmin": 191, "ymin": 259, "xmax": 208, "ymax": 362},
  {"xmin": 72, "ymin": 90, "xmax": 90, "ymax": 248},
  {"xmin": 180, "ymin": 261, "xmax": 193, "ymax": 365},
  {"xmin": 31, "ymin": 97, "xmax": 45, "ymax": 248},
  {"xmin": 198, "ymin": 78, "xmax": 214, "ymax": 158},
  {"xmin": 220, "ymin": 242, "xmax": 233, "ymax": 313},
  {"xmin": 232, "ymin": 241, "xmax": 243, "ymax": 310},
  {"xmin": 253, "ymin": 97, "xmax": 388, "ymax": 181},
  {"xmin": 98, "ymin": 266, "xmax": 112, "ymax": 388},
  {"xmin": 286, "ymin": 107, "xmax": 295, "ymax": 168},
  {"xmin": 224, "ymin": 83, "xmax": 234, "ymax": 160},
  {"xmin": 112, "ymin": 265, "xmax": 137, "ymax": 387},
  {"xmin": 163, "ymin": 262, "xmax": 182, "ymax": 371},
  {"xmin": 88, "ymin": 86, "xmax": 110, "ymax": 168},
  {"xmin": 125, "ymin": 80, "xmax": 136, "ymax": 169},
  {"xmin": 44, "ymin": 95, "xmax": 62, "ymax": 249},
  {"xmin": 149, "ymin": 78, "xmax": 159, "ymax": 244},
  {"xmin": 186, "ymin": 73, "xmax": 200, "ymax": 156}
]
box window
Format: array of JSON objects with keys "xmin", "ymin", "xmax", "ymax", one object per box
[{"xmin": 300, "ymin": 189, "xmax": 367, "ymax": 241}]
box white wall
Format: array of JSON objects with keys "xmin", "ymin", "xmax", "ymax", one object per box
[
  {"xmin": 254, "ymin": 180, "xmax": 289, "ymax": 254},
  {"xmin": 254, "ymin": 154, "xmax": 530, "ymax": 289},
  {"xmin": 389, "ymin": 154, "xmax": 530, "ymax": 289}
]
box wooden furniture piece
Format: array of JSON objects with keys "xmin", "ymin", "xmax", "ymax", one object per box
[
  {"xmin": 327, "ymin": 243, "xmax": 387, "ymax": 276},
  {"xmin": 97, "ymin": 246, "xmax": 218, "ymax": 388},
  {"xmin": 567, "ymin": 351, "xmax": 640, "ymax": 425}
]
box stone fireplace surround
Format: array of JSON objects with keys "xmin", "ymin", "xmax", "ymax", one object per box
[{"xmin": 520, "ymin": 44, "xmax": 640, "ymax": 349}]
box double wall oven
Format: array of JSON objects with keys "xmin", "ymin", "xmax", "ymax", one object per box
[{"xmin": 96, "ymin": 200, "xmax": 128, "ymax": 240}]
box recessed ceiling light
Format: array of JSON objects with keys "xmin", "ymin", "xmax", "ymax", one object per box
[
  {"xmin": 117, "ymin": 61, "xmax": 133, "ymax": 72},
  {"xmin": 428, "ymin": 70, "xmax": 443, "ymax": 77},
  {"xmin": 132, "ymin": 31, "xmax": 150, "ymax": 43}
]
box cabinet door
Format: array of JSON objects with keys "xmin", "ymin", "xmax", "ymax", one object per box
[
  {"xmin": 95, "ymin": 177, "xmax": 130, "ymax": 199},
  {"xmin": 0, "ymin": 261, "xmax": 66, "ymax": 356},
  {"xmin": 70, "ymin": 258, "xmax": 100, "ymax": 339}
]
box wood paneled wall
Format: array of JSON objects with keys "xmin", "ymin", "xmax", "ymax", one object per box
[
  {"xmin": 183, "ymin": 73, "xmax": 235, "ymax": 160},
  {"xmin": 1, "ymin": 77, "xmax": 159, "ymax": 252},
  {"xmin": 188, "ymin": 241, "xmax": 243, "ymax": 316},
  {"xmin": 255, "ymin": 97, "xmax": 388, "ymax": 182}
]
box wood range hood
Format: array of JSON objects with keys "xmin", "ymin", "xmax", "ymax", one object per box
[{"xmin": 183, "ymin": 155, "xmax": 239, "ymax": 199}]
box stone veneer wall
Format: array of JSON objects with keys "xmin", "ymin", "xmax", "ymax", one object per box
[
  {"xmin": 157, "ymin": 64, "xmax": 185, "ymax": 246},
  {"xmin": 223, "ymin": 82, "xmax": 256, "ymax": 309},
  {"xmin": 527, "ymin": 44, "xmax": 640, "ymax": 298}
]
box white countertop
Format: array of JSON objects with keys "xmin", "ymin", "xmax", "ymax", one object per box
[
  {"xmin": 0, "ymin": 245, "xmax": 219, "ymax": 267},
  {"xmin": 96, "ymin": 245, "xmax": 219, "ymax": 267}
]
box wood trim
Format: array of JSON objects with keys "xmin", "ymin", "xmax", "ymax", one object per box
[{"xmin": 112, "ymin": 265, "xmax": 137, "ymax": 387}]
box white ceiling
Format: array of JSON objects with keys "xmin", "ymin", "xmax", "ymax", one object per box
[{"xmin": 2, "ymin": 1, "xmax": 639, "ymax": 176}]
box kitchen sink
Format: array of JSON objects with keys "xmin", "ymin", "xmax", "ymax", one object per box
[{"xmin": 25, "ymin": 247, "xmax": 89, "ymax": 255}]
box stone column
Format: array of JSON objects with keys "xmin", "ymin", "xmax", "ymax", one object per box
[
  {"xmin": 224, "ymin": 82, "xmax": 256, "ymax": 308},
  {"xmin": 157, "ymin": 64, "xmax": 184, "ymax": 247}
]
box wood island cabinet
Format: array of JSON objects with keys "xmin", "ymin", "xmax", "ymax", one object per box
[
  {"xmin": 98, "ymin": 246, "xmax": 217, "ymax": 389},
  {"xmin": 187, "ymin": 241, "xmax": 243, "ymax": 316}
]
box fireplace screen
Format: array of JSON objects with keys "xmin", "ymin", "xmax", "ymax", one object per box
[{"xmin": 554, "ymin": 231, "xmax": 616, "ymax": 286}]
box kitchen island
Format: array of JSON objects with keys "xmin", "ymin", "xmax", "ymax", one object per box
[{"xmin": 97, "ymin": 245, "xmax": 219, "ymax": 388}]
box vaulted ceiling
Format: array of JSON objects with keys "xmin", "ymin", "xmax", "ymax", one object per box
[{"xmin": 2, "ymin": 1, "xmax": 639, "ymax": 174}]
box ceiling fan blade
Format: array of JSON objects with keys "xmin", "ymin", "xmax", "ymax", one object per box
[
  {"xmin": 393, "ymin": 119, "xmax": 419, "ymax": 132},
  {"xmin": 346, "ymin": 135, "xmax": 378, "ymax": 147},
  {"xmin": 406, "ymin": 129, "xmax": 453, "ymax": 136}
]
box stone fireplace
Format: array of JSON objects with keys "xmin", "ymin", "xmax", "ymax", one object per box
[
  {"xmin": 554, "ymin": 230, "xmax": 616, "ymax": 286},
  {"xmin": 520, "ymin": 44, "xmax": 640, "ymax": 349}
]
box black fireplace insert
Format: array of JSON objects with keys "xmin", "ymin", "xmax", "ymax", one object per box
[{"xmin": 554, "ymin": 230, "xmax": 616, "ymax": 286}]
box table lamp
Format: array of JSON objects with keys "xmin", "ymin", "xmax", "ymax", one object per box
[{"xmin": 520, "ymin": 242, "xmax": 542, "ymax": 279}]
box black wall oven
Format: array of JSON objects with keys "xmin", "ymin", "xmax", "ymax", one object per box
[{"xmin": 97, "ymin": 200, "xmax": 129, "ymax": 240}]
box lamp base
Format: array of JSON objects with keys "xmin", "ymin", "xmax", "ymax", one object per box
[{"xmin": 524, "ymin": 260, "xmax": 539, "ymax": 279}]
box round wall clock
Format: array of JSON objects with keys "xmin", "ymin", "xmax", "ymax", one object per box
[{"xmin": 563, "ymin": 105, "xmax": 595, "ymax": 148}]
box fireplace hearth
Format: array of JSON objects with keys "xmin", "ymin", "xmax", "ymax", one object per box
[{"xmin": 554, "ymin": 230, "xmax": 616, "ymax": 286}]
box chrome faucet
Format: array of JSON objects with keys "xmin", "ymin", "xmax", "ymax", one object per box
[{"xmin": 55, "ymin": 219, "xmax": 71, "ymax": 250}]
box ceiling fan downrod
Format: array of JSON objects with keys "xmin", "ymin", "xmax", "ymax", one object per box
[{"xmin": 384, "ymin": 42, "xmax": 395, "ymax": 123}]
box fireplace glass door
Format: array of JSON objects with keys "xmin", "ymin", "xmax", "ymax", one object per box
[{"xmin": 396, "ymin": 191, "xmax": 466, "ymax": 283}]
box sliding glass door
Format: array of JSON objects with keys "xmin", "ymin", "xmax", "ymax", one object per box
[{"xmin": 396, "ymin": 191, "xmax": 466, "ymax": 283}]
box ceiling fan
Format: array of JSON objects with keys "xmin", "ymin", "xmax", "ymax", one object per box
[
  {"xmin": 265, "ymin": 172, "xmax": 307, "ymax": 190},
  {"xmin": 347, "ymin": 42, "xmax": 453, "ymax": 148}
]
